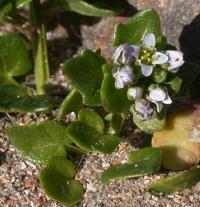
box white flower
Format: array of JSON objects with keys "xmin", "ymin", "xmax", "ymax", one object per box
[
  {"xmin": 112, "ymin": 66, "xmax": 135, "ymax": 89},
  {"xmin": 113, "ymin": 44, "xmax": 140, "ymax": 65},
  {"xmin": 127, "ymin": 87, "xmax": 143, "ymax": 101},
  {"xmin": 132, "ymin": 99, "xmax": 153, "ymax": 120},
  {"xmin": 166, "ymin": 50, "xmax": 184, "ymax": 73},
  {"xmin": 138, "ymin": 33, "xmax": 168, "ymax": 77},
  {"xmin": 149, "ymin": 87, "xmax": 172, "ymax": 112}
]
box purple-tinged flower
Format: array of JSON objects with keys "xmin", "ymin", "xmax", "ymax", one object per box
[
  {"xmin": 138, "ymin": 33, "xmax": 168, "ymax": 77},
  {"xmin": 112, "ymin": 66, "xmax": 135, "ymax": 89},
  {"xmin": 166, "ymin": 50, "xmax": 184, "ymax": 73},
  {"xmin": 113, "ymin": 44, "xmax": 140, "ymax": 65},
  {"xmin": 149, "ymin": 87, "xmax": 172, "ymax": 112},
  {"xmin": 127, "ymin": 87, "xmax": 143, "ymax": 101},
  {"xmin": 132, "ymin": 99, "xmax": 154, "ymax": 120}
]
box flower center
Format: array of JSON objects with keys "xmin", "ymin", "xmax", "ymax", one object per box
[{"xmin": 140, "ymin": 48, "xmax": 155, "ymax": 65}]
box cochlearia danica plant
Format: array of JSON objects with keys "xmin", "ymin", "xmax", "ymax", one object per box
[{"xmin": 1, "ymin": 1, "xmax": 200, "ymax": 206}]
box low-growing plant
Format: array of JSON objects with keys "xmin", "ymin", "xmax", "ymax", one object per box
[{"xmin": 1, "ymin": 1, "xmax": 200, "ymax": 206}]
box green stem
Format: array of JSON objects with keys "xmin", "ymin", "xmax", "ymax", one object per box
[
  {"xmin": 31, "ymin": 0, "xmax": 50, "ymax": 95},
  {"xmin": 109, "ymin": 114, "xmax": 123, "ymax": 135},
  {"xmin": 56, "ymin": 90, "xmax": 83, "ymax": 121}
]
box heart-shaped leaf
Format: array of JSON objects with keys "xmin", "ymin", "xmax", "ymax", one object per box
[
  {"xmin": 100, "ymin": 63, "xmax": 132, "ymax": 114},
  {"xmin": 6, "ymin": 121, "xmax": 72, "ymax": 164},
  {"xmin": 63, "ymin": 49, "xmax": 105, "ymax": 106},
  {"xmin": 0, "ymin": 0, "xmax": 32, "ymax": 19},
  {"xmin": 57, "ymin": 89, "xmax": 83, "ymax": 121},
  {"xmin": 149, "ymin": 167, "xmax": 200, "ymax": 194},
  {"xmin": 0, "ymin": 33, "xmax": 32, "ymax": 79},
  {"xmin": 132, "ymin": 109, "xmax": 166, "ymax": 133},
  {"xmin": 78, "ymin": 108, "xmax": 104, "ymax": 134},
  {"xmin": 113, "ymin": 9, "xmax": 162, "ymax": 47},
  {"xmin": 66, "ymin": 121, "xmax": 121, "ymax": 153},
  {"xmin": 40, "ymin": 157, "xmax": 84, "ymax": 207},
  {"xmin": 0, "ymin": 85, "xmax": 54, "ymax": 112},
  {"xmin": 101, "ymin": 147, "xmax": 162, "ymax": 184},
  {"xmin": 44, "ymin": 0, "xmax": 123, "ymax": 17}
]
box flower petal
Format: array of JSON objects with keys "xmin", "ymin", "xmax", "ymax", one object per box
[
  {"xmin": 153, "ymin": 52, "xmax": 168, "ymax": 65},
  {"xmin": 141, "ymin": 64, "xmax": 153, "ymax": 77},
  {"xmin": 143, "ymin": 33, "xmax": 156, "ymax": 48},
  {"xmin": 134, "ymin": 99, "xmax": 153, "ymax": 120},
  {"xmin": 112, "ymin": 45, "xmax": 124, "ymax": 61},
  {"xmin": 163, "ymin": 95, "xmax": 172, "ymax": 104},
  {"xmin": 149, "ymin": 87, "xmax": 166, "ymax": 102},
  {"xmin": 166, "ymin": 50, "xmax": 184, "ymax": 72},
  {"xmin": 151, "ymin": 100, "xmax": 163, "ymax": 113},
  {"xmin": 115, "ymin": 76, "xmax": 124, "ymax": 89},
  {"xmin": 130, "ymin": 45, "xmax": 141, "ymax": 59},
  {"xmin": 135, "ymin": 100, "xmax": 148, "ymax": 120},
  {"xmin": 120, "ymin": 66, "xmax": 134, "ymax": 84},
  {"xmin": 127, "ymin": 87, "xmax": 143, "ymax": 101},
  {"xmin": 112, "ymin": 66, "xmax": 134, "ymax": 89},
  {"xmin": 112, "ymin": 67, "xmax": 120, "ymax": 78}
]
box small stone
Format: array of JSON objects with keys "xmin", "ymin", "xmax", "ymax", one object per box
[
  {"xmin": 102, "ymin": 163, "xmax": 110, "ymax": 168},
  {"xmin": 20, "ymin": 162, "xmax": 27, "ymax": 170}
]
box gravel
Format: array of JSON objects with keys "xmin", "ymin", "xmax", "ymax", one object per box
[{"xmin": 1, "ymin": 112, "xmax": 200, "ymax": 207}]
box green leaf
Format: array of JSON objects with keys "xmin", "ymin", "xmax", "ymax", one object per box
[
  {"xmin": 128, "ymin": 147, "xmax": 162, "ymax": 164},
  {"xmin": 149, "ymin": 167, "xmax": 200, "ymax": 194},
  {"xmin": 101, "ymin": 148, "xmax": 161, "ymax": 184},
  {"xmin": 152, "ymin": 68, "xmax": 168, "ymax": 83},
  {"xmin": 0, "ymin": 33, "xmax": 32, "ymax": 80},
  {"xmin": 47, "ymin": 157, "xmax": 76, "ymax": 179},
  {"xmin": 56, "ymin": 89, "xmax": 83, "ymax": 121},
  {"xmin": 0, "ymin": 0, "xmax": 32, "ymax": 19},
  {"xmin": 64, "ymin": 49, "xmax": 105, "ymax": 106},
  {"xmin": 66, "ymin": 121, "xmax": 121, "ymax": 153},
  {"xmin": 44, "ymin": 0, "xmax": 123, "ymax": 17},
  {"xmin": 40, "ymin": 158, "xmax": 84, "ymax": 207},
  {"xmin": 32, "ymin": 0, "xmax": 50, "ymax": 95},
  {"xmin": 113, "ymin": 9, "xmax": 162, "ymax": 47},
  {"xmin": 165, "ymin": 75, "xmax": 182, "ymax": 95},
  {"xmin": 100, "ymin": 63, "xmax": 132, "ymax": 114},
  {"xmin": 132, "ymin": 109, "xmax": 166, "ymax": 133},
  {"xmin": 0, "ymin": 85, "xmax": 53, "ymax": 112},
  {"xmin": 78, "ymin": 108, "xmax": 104, "ymax": 134},
  {"xmin": 6, "ymin": 121, "xmax": 72, "ymax": 164}
]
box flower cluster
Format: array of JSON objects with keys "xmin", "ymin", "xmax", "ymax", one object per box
[{"xmin": 112, "ymin": 33, "xmax": 184, "ymax": 120}]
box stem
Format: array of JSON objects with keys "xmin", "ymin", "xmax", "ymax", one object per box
[
  {"xmin": 56, "ymin": 89, "xmax": 83, "ymax": 121},
  {"xmin": 109, "ymin": 114, "xmax": 123, "ymax": 135},
  {"xmin": 31, "ymin": 0, "xmax": 50, "ymax": 95}
]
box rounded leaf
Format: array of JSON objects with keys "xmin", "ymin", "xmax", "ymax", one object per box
[
  {"xmin": 63, "ymin": 49, "xmax": 105, "ymax": 106},
  {"xmin": 66, "ymin": 121, "xmax": 121, "ymax": 153},
  {"xmin": 6, "ymin": 121, "xmax": 72, "ymax": 164},
  {"xmin": 40, "ymin": 164, "xmax": 84, "ymax": 207},
  {"xmin": 78, "ymin": 108, "xmax": 104, "ymax": 134},
  {"xmin": 100, "ymin": 63, "xmax": 132, "ymax": 114},
  {"xmin": 113, "ymin": 9, "xmax": 162, "ymax": 47},
  {"xmin": 0, "ymin": 32, "xmax": 32, "ymax": 77}
]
